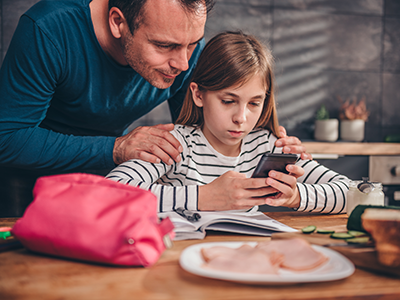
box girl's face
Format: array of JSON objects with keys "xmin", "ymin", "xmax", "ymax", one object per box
[{"xmin": 190, "ymin": 74, "xmax": 266, "ymax": 157}]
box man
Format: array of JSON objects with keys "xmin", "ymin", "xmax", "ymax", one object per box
[{"xmin": 0, "ymin": 0, "xmax": 308, "ymax": 217}]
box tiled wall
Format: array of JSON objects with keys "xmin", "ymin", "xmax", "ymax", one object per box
[{"xmin": 1, "ymin": 0, "xmax": 399, "ymax": 141}]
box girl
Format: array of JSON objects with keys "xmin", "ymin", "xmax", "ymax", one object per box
[{"xmin": 106, "ymin": 31, "xmax": 349, "ymax": 214}]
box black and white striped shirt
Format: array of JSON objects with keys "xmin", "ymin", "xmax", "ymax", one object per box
[{"xmin": 106, "ymin": 125, "xmax": 349, "ymax": 214}]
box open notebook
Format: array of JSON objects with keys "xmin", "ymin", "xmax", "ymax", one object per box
[{"xmin": 158, "ymin": 209, "xmax": 297, "ymax": 241}]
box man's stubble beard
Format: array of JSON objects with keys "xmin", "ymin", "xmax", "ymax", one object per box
[{"xmin": 122, "ymin": 33, "xmax": 178, "ymax": 89}]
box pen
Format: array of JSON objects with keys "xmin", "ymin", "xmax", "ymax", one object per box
[{"xmin": 175, "ymin": 207, "xmax": 201, "ymax": 222}]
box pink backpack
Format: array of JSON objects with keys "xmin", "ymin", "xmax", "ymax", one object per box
[{"xmin": 12, "ymin": 173, "xmax": 174, "ymax": 267}]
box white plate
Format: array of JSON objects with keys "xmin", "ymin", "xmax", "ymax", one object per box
[{"xmin": 179, "ymin": 241, "xmax": 355, "ymax": 285}]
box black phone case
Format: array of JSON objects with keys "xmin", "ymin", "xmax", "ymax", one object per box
[{"xmin": 251, "ymin": 153, "xmax": 298, "ymax": 178}]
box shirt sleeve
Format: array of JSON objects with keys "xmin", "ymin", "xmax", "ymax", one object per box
[
  {"xmin": 105, "ymin": 129, "xmax": 199, "ymax": 213},
  {"xmin": 295, "ymin": 159, "xmax": 350, "ymax": 214},
  {"xmin": 261, "ymin": 132, "xmax": 348, "ymax": 214},
  {"xmin": 0, "ymin": 15, "xmax": 116, "ymax": 171},
  {"xmin": 106, "ymin": 160, "xmax": 199, "ymax": 213}
]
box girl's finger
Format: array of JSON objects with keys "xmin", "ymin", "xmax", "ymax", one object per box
[
  {"xmin": 269, "ymin": 170, "xmax": 297, "ymax": 186},
  {"xmin": 266, "ymin": 175, "xmax": 293, "ymax": 196},
  {"xmin": 286, "ymin": 164, "xmax": 304, "ymax": 178},
  {"xmin": 247, "ymin": 187, "xmax": 278, "ymax": 198}
]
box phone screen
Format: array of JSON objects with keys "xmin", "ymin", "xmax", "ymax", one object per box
[{"xmin": 251, "ymin": 153, "xmax": 298, "ymax": 178}]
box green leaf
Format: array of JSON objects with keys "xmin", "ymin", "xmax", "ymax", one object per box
[{"xmin": 316, "ymin": 104, "xmax": 330, "ymax": 120}]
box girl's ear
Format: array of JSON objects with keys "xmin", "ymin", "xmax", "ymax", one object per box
[
  {"xmin": 190, "ymin": 82, "xmax": 204, "ymax": 108},
  {"xmin": 109, "ymin": 7, "xmax": 127, "ymax": 39}
]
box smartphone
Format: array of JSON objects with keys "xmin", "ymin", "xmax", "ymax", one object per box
[{"xmin": 251, "ymin": 153, "xmax": 298, "ymax": 178}]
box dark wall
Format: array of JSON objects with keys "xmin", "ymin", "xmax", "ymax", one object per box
[
  {"xmin": 1, "ymin": 0, "xmax": 40, "ymax": 59},
  {"xmin": 1, "ymin": 0, "xmax": 399, "ymax": 141},
  {"xmin": 205, "ymin": 0, "xmax": 400, "ymax": 142}
]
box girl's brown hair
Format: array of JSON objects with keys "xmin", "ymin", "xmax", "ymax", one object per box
[{"xmin": 176, "ymin": 31, "xmax": 281, "ymax": 138}]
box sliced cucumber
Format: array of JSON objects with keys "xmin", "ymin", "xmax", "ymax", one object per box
[
  {"xmin": 330, "ymin": 232, "xmax": 354, "ymax": 239},
  {"xmin": 317, "ymin": 229, "xmax": 335, "ymax": 234},
  {"xmin": 347, "ymin": 230, "xmax": 368, "ymax": 237},
  {"xmin": 301, "ymin": 225, "xmax": 316, "ymax": 234},
  {"xmin": 346, "ymin": 237, "xmax": 370, "ymax": 244}
]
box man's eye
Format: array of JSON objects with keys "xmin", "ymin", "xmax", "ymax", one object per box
[
  {"xmin": 188, "ymin": 43, "xmax": 198, "ymax": 50},
  {"xmin": 156, "ymin": 43, "xmax": 176, "ymax": 50}
]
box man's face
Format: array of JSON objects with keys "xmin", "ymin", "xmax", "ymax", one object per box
[{"xmin": 121, "ymin": 0, "xmax": 207, "ymax": 89}]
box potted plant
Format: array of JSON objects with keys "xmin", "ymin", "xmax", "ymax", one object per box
[
  {"xmin": 314, "ymin": 104, "xmax": 338, "ymax": 142},
  {"xmin": 338, "ymin": 96, "xmax": 369, "ymax": 142}
]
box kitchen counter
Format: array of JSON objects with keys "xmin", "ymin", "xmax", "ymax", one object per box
[{"xmin": 303, "ymin": 142, "xmax": 400, "ymax": 156}]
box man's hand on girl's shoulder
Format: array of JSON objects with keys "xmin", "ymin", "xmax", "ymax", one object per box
[
  {"xmin": 275, "ymin": 126, "xmax": 312, "ymax": 160},
  {"xmin": 113, "ymin": 123, "xmax": 183, "ymax": 165}
]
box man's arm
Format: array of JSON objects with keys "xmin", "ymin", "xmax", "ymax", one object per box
[{"xmin": 0, "ymin": 16, "xmax": 116, "ymax": 172}]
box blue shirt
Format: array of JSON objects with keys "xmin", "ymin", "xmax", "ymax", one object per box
[{"xmin": 0, "ymin": 0, "xmax": 203, "ymax": 172}]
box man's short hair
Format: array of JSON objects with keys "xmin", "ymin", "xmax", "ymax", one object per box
[{"xmin": 109, "ymin": 0, "xmax": 215, "ymax": 34}]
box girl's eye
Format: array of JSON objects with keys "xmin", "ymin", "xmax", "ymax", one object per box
[
  {"xmin": 250, "ymin": 102, "xmax": 261, "ymax": 107},
  {"xmin": 222, "ymin": 100, "xmax": 234, "ymax": 105}
]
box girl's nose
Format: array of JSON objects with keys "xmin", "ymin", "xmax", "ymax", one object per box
[{"xmin": 233, "ymin": 107, "xmax": 246, "ymax": 124}]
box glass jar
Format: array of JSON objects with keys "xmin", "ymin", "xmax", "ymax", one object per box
[{"xmin": 346, "ymin": 180, "xmax": 385, "ymax": 216}]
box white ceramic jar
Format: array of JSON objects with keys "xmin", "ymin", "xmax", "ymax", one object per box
[
  {"xmin": 314, "ymin": 119, "xmax": 339, "ymax": 142},
  {"xmin": 340, "ymin": 119, "xmax": 365, "ymax": 142},
  {"xmin": 346, "ymin": 180, "xmax": 385, "ymax": 216}
]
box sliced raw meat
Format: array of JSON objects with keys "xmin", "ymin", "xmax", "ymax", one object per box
[
  {"xmin": 200, "ymin": 245, "xmax": 239, "ymax": 262},
  {"xmin": 256, "ymin": 238, "xmax": 328, "ymax": 271},
  {"xmin": 201, "ymin": 244, "xmax": 281, "ymax": 274}
]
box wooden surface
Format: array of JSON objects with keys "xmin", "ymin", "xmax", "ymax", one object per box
[
  {"xmin": 303, "ymin": 142, "xmax": 400, "ymax": 156},
  {"xmin": 1, "ymin": 212, "xmax": 400, "ymax": 300}
]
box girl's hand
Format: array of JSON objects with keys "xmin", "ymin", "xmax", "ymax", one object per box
[
  {"xmin": 198, "ymin": 171, "xmax": 277, "ymax": 211},
  {"xmin": 264, "ymin": 164, "xmax": 305, "ymax": 208},
  {"xmin": 275, "ymin": 126, "xmax": 312, "ymax": 160}
]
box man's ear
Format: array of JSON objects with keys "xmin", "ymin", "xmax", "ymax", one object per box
[
  {"xmin": 190, "ymin": 82, "xmax": 204, "ymax": 108},
  {"xmin": 109, "ymin": 7, "xmax": 127, "ymax": 39}
]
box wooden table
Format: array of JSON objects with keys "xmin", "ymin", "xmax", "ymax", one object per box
[{"xmin": 1, "ymin": 212, "xmax": 400, "ymax": 300}]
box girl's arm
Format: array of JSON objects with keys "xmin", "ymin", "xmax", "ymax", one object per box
[
  {"xmin": 264, "ymin": 131, "xmax": 349, "ymax": 214},
  {"xmin": 106, "ymin": 160, "xmax": 199, "ymax": 212},
  {"xmin": 295, "ymin": 159, "xmax": 350, "ymax": 214},
  {"xmin": 265, "ymin": 159, "xmax": 349, "ymax": 214}
]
